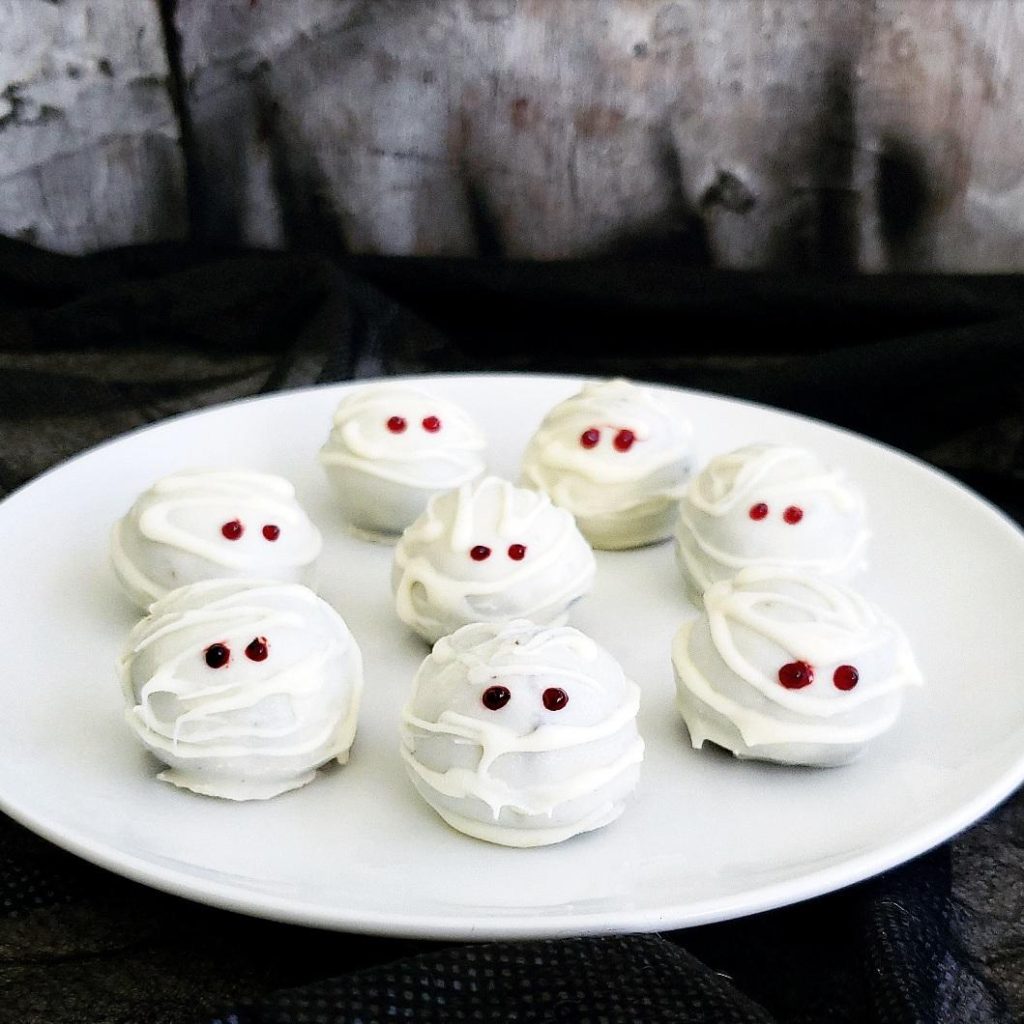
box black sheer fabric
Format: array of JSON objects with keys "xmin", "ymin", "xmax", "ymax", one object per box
[{"xmin": 0, "ymin": 239, "xmax": 1021, "ymax": 1024}]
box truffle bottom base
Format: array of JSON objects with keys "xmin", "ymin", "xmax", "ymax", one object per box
[
  {"xmin": 156, "ymin": 767, "xmax": 318, "ymax": 801},
  {"xmin": 675, "ymin": 689, "xmax": 865, "ymax": 769},
  {"xmin": 428, "ymin": 799, "xmax": 626, "ymax": 848}
]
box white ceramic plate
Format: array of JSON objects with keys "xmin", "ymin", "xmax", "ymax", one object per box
[{"xmin": 2, "ymin": 374, "xmax": 1023, "ymax": 940}]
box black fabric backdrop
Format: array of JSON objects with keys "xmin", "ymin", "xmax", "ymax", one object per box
[{"xmin": 0, "ymin": 239, "xmax": 1022, "ymax": 1024}]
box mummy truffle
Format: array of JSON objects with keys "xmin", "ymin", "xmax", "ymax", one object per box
[
  {"xmin": 671, "ymin": 567, "xmax": 922, "ymax": 766},
  {"xmin": 675, "ymin": 444, "xmax": 869, "ymax": 599},
  {"xmin": 401, "ymin": 620, "xmax": 644, "ymax": 846},
  {"xmin": 521, "ymin": 378, "xmax": 695, "ymax": 549},
  {"xmin": 111, "ymin": 470, "xmax": 322, "ymax": 610},
  {"xmin": 319, "ymin": 384, "xmax": 487, "ymax": 537},
  {"xmin": 393, "ymin": 476, "xmax": 596, "ymax": 644},
  {"xmin": 121, "ymin": 579, "xmax": 363, "ymax": 799}
]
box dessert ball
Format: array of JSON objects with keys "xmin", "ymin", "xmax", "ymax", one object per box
[
  {"xmin": 675, "ymin": 444, "xmax": 868, "ymax": 599},
  {"xmin": 671, "ymin": 567, "xmax": 922, "ymax": 766},
  {"xmin": 111, "ymin": 469, "xmax": 322, "ymax": 610},
  {"xmin": 401, "ymin": 619, "xmax": 644, "ymax": 846},
  {"xmin": 121, "ymin": 579, "xmax": 363, "ymax": 799},
  {"xmin": 319, "ymin": 384, "xmax": 487, "ymax": 538},
  {"xmin": 521, "ymin": 378, "xmax": 695, "ymax": 549},
  {"xmin": 392, "ymin": 476, "xmax": 596, "ymax": 644}
]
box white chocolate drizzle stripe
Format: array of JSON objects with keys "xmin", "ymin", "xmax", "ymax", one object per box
[
  {"xmin": 319, "ymin": 448, "xmax": 483, "ymax": 485},
  {"xmin": 402, "ymin": 681, "xmax": 641, "ymax": 762},
  {"xmin": 677, "ymin": 508, "xmax": 871, "ymax": 578},
  {"xmin": 687, "ymin": 447, "xmax": 858, "ymax": 516},
  {"xmin": 672, "ymin": 618, "xmax": 918, "ymax": 746},
  {"xmin": 110, "ymin": 519, "xmax": 164, "ymax": 605},
  {"xmin": 401, "ymin": 734, "xmax": 644, "ymax": 819}
]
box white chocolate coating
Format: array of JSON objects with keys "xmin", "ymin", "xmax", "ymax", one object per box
[
  {"xmin": 675, "ymin": 444, "xmax": 869, "ymax": 599},
  {"xmin": 392, "ymin": 476, "xmax": 596, "ymax": 644},
  {"xmin": 401, "ymin": 620, "xmax": 644, "ymax": 846},
  {"xmin": 320, "ymin": 384, "xmax": 487, "ymax": 537},
  {"xmin": 111, "ymin": 470, "xmax": 322, "ymax": 610},
  {"xmin": 521, "ymin": 378, "xmax": 695, "ymax": 549},
  {"xmin": 671, "ymin": 567, "xmax": 922, "ymax": 766},
  {"xmin": 121, "ymin": 579, "xmax": 363, "ymax": 799}
]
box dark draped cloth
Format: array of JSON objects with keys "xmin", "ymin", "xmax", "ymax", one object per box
[{"xmin": 1, "ymin": 239, "xmax": 1021, "ymax": 1024}]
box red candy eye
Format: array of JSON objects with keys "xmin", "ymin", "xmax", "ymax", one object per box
[
  {"xmin": 833, "ymin": 665, "xmax": 859, "ymax": 691},
  {"xmin": 507, "ymin": 543, "xmax": 526, "ymax": 561},
  {"xmin": 221, "ymin": 520, "xmax": 243, "ymax": 540},
  {"xmin": 482, "ymin": 685, "xmax": 511, "ymax": 710},
  {"xmin": 245, "ymin": 636, "xmax": 269, "ymax": 662},
  {"xmin": 580, "ymin": 428, "xmax": 600, "ymax": 449},
  {"xmin": 386, "ymin": 416, "xmax": 407, "ymax": 433},
  {"xmin": 542, "ymin": 687, "xmax": 569, "ymax": 711},
  {"xmin": 470, "ymin": 545, "xmax": 491, "ymax": 561},
  {"xmin": 262, "ymin": 524, "xmax": 280, "ymax": 541},
  {"xmin": 204, "ymin": 643, "xmax": 230, "ymax": 669},
  {"xmin": 783, "ymin": 505, "xmax": 804, "ymax": 524},
  {"xmin": 778, "ymin": 660, "xmax": 814, "ymax": 689},
  {"xmin": 613, "ymin": 429, "xmax": 636, "ymax": 452},
  {"xmin": 749, "ymin": 503, "xmax": 769, "ymax": 521},
  {"xmin": 422, "ymin": 415, "xmax": 441, "ymax": 432}
]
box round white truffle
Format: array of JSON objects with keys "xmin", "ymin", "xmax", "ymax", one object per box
[
  {"xmin": 120, "ymin": 579, "xmax": 363, "ymax": 799},
  {"xmin": 111, "ymin": 470, "xmax": 322, "ymax": 610},
  {"xmin": 675, "ymin": 444, "xmax": 869, "ymax": 600},
  {"xmin": 319, "ymin": 384, "xmax": 487, "ymax": 538},
  {"xmin": 521, "ymin": 378, "xmax": 695, "ymax": 549},
  {"xmin": 671, "ymin": 567, "xmax": 922, "ymax": 766},
  {"xmin": 401, "ymin": 619, "xmax": 644, "ymax": 846},
  {"xmin": 392, "ymin": 476, "xmax": 596, "ymax": 644}
]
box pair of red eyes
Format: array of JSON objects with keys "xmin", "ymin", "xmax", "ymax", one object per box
[
  {"xmin": 221, "ymin": 521, "xmax": 280, "ymax": 541},
  {"xmin": 470, "ymin": 544, "xmax": 526, "ymax": 562},
  {"xmin": 482, "ymin": 685, "xmax": 568, "ymax": 711},
  {"xmin": 749, "ymin": 503, "xmax": 804, "ymax": 524},
  {"xmin": 778, "ymin": 661, "xmax": 859, "ymax": 691},
  {"xmin": 580, "ymin": 427, "xmax": 635, "ymax": 452},
  {"xmin": 387, "ymin": 415, "xmax": 441, "ymax": 434},
  {"xmin": 204, "ymin": 637, "xmax": 268, "ymax": 668}
]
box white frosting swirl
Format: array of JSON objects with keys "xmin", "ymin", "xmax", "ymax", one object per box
[
  {"xmin": 400, "ymin": 620, "xmax": 644, "ymax": 846},
  {"xmin": 521, "ymin": 378, "xmax": 695, "ymax": 549},
  {"xmin": 392, "ymin": 476, "xmax": 596, "ymax": 643},
  {"xmin": 111, "ymin": 469, "xmax": 322, "ymax": 610},
  {"xmin": 671, "ymin": 567, "xmax": 922, "ymax": 766},
  {"xmin": 320, "ymin": 384, "xmax": 487, "ymax": 537},
  {"xmin": 675, "ymin": 444, "xmax": 869, "ymax": 597},
  {"xmin": 121, "ymin": 579, "xmax": 363, "ymax": 799}
]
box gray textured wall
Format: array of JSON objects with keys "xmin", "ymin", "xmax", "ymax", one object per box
[
  {"xmin": 4, "ymin": 0, "xmax": 1024, "ymax": 270},
  {"xmin": 0, "ymin": 0, "xmax": 185, "ymax": 253}
]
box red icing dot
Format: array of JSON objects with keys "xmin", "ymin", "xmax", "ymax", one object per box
[
  {"xmin": 778, "ymin": 660, "xmax": 814, "ymax": 689},
  {"xmin": 245, "ymin": 636, "xmax": 269, "ymax": 662},
  {"xmin": 613, "ymin": 429, "xmax": 636, "ymax": 452},
  {"xmin": 542, "ymin": 687, "xmax": 569, "ymax": 711},
  {"xmin": 470, "ymin": 545, "xmax": 491, "ymax": 561},
  {"xmin": 204, "ymin": 643, "xmax": 230, "ymax": 669},
  {"xmin": 262, "ymin": 524, "xmax": 280, "ymax": 541},
  {"xmin": 833, "ymin": 665, "xmax": 859, "ymax": 691},
  {"xmin": 422, "ymin": 415, "xmax": 441, "ymax": 432},
  {"xmin": 783, "ymin": 505, "xmax": 804, "ymax": 524},
  {"xmin": 221, "ymin": 520, "xmax": 243, "ymax": 540},
  {"xmin": 386, "ymin": 416, "xmax": 407, "ymax": 433},
  {"xmin": 580, "ymin": 428, "xmax": 600, "ymax": 449},
  {"xmin": 508, "ymin": 543, "xmax": 526, "ymax": 561},
  {"xmin": 749, "ymin": 503, "xmax": 769, "ymax": 521},
  {"xmin": 482, "ymin": 685, "xmax": 511, "ymax": 710}
]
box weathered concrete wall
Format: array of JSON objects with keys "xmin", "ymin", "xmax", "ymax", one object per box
[
  {"xmin": 5, "ymin": 0, "xmax": 1024, "ymax": 270},
  {"xmin": 0, "ymin": 0, "xmax": 186, "ymax": 253}
]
